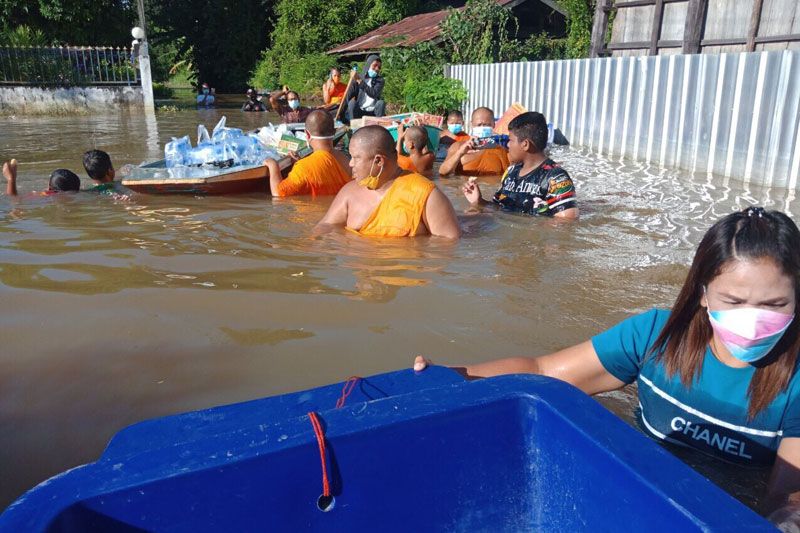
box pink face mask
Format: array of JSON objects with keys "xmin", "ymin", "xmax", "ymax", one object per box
[{"xmin": 707, "ymin": 307, "xmax": 794, "ymax": 363}]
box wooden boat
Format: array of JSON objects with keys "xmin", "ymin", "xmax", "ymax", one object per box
[
  {"xmin": 0, "ymin": 368, "xmax": 773, "ymax": 531},
  {"xmin": 121, "ymin": 128, "xmax": 347, "ymax": 195}
]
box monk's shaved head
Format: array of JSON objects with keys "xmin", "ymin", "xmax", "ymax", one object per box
[
  {"xmin": 471, "ymin": 107, "xmax": 495, "ymax": 127},
  {"xmin": 306, "ymin": 110, "xmax": 335, "ymax": 137},
  {"xmin": 405, "ymin": 125, "xmax": 429, "ymax": 149},
  {"xmin": 351, "ymin": 125, "xmax": 397, "ymax": 159}
]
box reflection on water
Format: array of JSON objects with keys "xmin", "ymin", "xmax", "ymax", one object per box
[{"xmin": 0, "ymin": 109, "xmax": 796, "ymax": 511}]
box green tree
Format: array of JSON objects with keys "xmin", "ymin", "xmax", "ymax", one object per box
[
  {"xmin": 148, "ymin": 0, "xmax": 273, "ymax": 92},
  {"xmin": 251, "ymin": 0, "xmax": 420, "ymax": 90},
  {"xmin": 558, "ymin": 0, "xmax": 594, "ymax": 58},
  {"xmin": 0, "ymin": 0, "xmax": 137, "ymax": 46},
  {"xmin": 440, "ymin": 0, "xmax": 519, "ymax": 64}
]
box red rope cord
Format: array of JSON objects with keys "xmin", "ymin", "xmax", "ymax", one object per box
[
  {"xmin": 335, "ymin": 376, "xmax": 361, "ymax": 409},
  {"xmin": 308, "ymin": 411, "xmax": 331, "ymax": 498},
  {"xmin": 308, "ymin": 376, "xmax": 363, "ymax": 502}
]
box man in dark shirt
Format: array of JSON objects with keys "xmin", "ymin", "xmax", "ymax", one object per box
[
  {"xmin": 463, "ymin": 111, "xmax": 577, "ymax": 219},
  {"xmin": 242, "ymin": 88, "xmax": 267, "ymax": 112},
  {"xmin": 344, "ymin": 54, "xmax": 385, "ymax": 124}
]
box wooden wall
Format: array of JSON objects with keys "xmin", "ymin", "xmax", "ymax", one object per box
[{"xmin": 591, "ymin": 0, "xmax": 800, "ymax": 57}]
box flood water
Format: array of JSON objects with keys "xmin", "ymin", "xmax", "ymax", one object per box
[{"xmin": 1, "ymin": 107, "xmax": 797, "ymax": 512}]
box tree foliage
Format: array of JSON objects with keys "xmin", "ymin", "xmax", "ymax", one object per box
[
  {"xmin": 0, "ymin": 0, "xmax": 136, "ymax": 46},
  {"xmin": 559, "ymin": 0, "xmax": 594, "ymax": 58},
  {"xmin": 147, "ymin": 0, "xmax": 272, "ymax": 92},
  {"xmin": 250, "ymin": 0, "xmax": 420, "ymax": 90},
  {"xmin": 440, "ymin": 0, "xmax": 519, "ymax": 64}
]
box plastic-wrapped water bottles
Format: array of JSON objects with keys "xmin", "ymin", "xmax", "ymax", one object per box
[
  {"xmin": 165, "ymin": 136, "xmax": 191, "ymax": 168},
  {"xmin": 197, "ymin": 124, "xmax": 211, "ymax": 145},
  {"xmin": 163, "ymin": 116, "xmax": 290, "ymax": 172}
]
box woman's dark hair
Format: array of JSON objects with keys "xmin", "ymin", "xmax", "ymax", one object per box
[{"xmin": 650, "ymin": 207, "xmax": 800, "ymax": 418}]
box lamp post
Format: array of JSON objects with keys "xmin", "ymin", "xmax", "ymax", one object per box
[
  {"xmin": 132, "ymin": 25, "xmax": 154, "ymax": 112},
  {"xmin": 131, "ymin": 0, "xmax": 154, "ymax": 111}
]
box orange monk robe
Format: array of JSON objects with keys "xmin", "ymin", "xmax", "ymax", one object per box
[
  {"xmin": 461, "ymin": 146, "xmax": 510, "ymax": 177},
  {"xmin": 328, "ymin": 82, "xmax": 347, "ymax": 104},
  {"xmin": 397, "ymin": 154, "xmax": 418, "ymax": 173},
  {"xmin": 358, "ymin": 172, "xmax": 436, "ymax": 237},
  {"xmin": 276, "ymin": 150, "xmax": 351, "ymax": 197},
  {"xmin": 453, "ymin": 132, "xmax": 470, "ymax": 142}
]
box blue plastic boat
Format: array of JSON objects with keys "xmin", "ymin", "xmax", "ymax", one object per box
[{"xmin": 0, "ymin": 368, "xmax": 774, "ymax": 531}]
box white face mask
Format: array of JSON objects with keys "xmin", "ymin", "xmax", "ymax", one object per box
[{"xmin": 472, "ymin": 126, "xmax": 493, "ymax": 139}]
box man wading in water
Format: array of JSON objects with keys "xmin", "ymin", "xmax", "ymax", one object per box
[{"xmin": 314, "ymin": 126, "xmax": 460, "ymax": 239}]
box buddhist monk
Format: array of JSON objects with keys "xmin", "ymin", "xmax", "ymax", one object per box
[
  {"xmin": 438, "ymin": 106, "xmax": 510, "ymax": 178},
  {"xmin": 439, "ymin": 110, "xmax": 470, "ymax": 144},
  {"xmin": 265, "ymin": 110, "xmax": 351, "ymax": 197},
  {"xmin": 314, "ymin": 126, "xmax": 460, "ymax": 239},
  {"xmin": 396, "ymin": 123, "xmax": 435, "ymax": 178},
  {"xmin": 322, "ymin": 68, "xmax": 348, "ymax": 105}
]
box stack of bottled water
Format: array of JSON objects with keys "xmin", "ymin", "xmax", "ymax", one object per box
[{"xmin": 164, "ymin": 116, "xmax": 280, "ymax": 169}]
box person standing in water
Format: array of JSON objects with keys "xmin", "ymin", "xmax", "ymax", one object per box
[
  {"xmin": 314, "ymin": 126, "xmax": 459, "ymax": 239},
  {"xmin": 463, "ymin": 112, "xmax": 577, "ymax": 219},
  {"xmin": 269, "ymin": 87, "xmax": 312, "ymax": 123},
  {"xmin": 265, "ymin": 110, "xmax": 351, "ymax": 197},
  {"xmin": 242, "ymin": 88, "xmax": 267, "ymax": 112},
  {"xmin": 344, "ymin": 55, "xmax": 385, "ymax": 124},
  {"xmin": 196, "ymin": 83, "xmax": 215, "ymax": 108},
  {"xmin": 439, "ymin": 106, "xmax": 510, "ymax": 178},
  {"xmin": 414, "ymin": 207, "xmax": 800, "ymax": 530}
]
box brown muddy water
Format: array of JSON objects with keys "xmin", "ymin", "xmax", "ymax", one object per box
[{"xmin": 1, "ymin": 107, "xmax": 797, "ymax": 512}]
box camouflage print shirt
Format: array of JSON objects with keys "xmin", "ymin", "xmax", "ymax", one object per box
[{"xmin": 492, "ymin": 159, "xmax": 577, "ymax": 216}]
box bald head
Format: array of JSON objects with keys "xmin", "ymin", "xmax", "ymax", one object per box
[
  {"xmin": 306, "ymin": 110, "xmax": 335, "ymax": 137},
  {"xmin": 351, "ymin": 125, "xmax": 397, "ymax": 159},
  {"xmin": 471, "ymin": 107, "xmax": 495, "ymax": 127},
  {"xmin": 405, "ymin": 125, "xmax": 429, "ymax": 150}
]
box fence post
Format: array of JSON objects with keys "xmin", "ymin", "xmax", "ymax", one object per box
[
  {"xmin": 590, "ymin": 0, "xmax": 611, "ymax": 58},
  {"xmin": 135, "ymin": 32, "xmax": 155, "ymax": 112}
]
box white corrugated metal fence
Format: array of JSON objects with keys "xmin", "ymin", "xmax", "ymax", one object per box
[{"xmin": 447, "ymin": 51, "xmax": 800, "ymax": 189}]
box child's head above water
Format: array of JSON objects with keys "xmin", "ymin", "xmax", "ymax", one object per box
[
  {"xmin": 82, "ymin": 150, "xmax": 114, "ymax": 183},
  {"xmin": 48, "ymin": 169, "xmax": 81, "ymax": 192},
  {"xmin": 403, "ymin": 126, "xmax": 430, "ymax": 154}
]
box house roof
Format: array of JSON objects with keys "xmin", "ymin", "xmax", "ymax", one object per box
[{"xmin": 327, "ymin": 0, "xmax": 546, "ymax": 56}]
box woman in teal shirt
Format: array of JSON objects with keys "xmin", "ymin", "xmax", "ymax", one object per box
[{"xmin": 415, "ymin": 207, "xmax": 800, "ymax": 527}]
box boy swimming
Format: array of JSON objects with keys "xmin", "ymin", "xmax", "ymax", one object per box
[{"xmin": 3, "ymin": 159, "xmax": 81, "ymax": 196}]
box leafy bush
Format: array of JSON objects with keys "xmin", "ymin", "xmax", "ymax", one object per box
[
  {"xmin": 250, "ymin": 51, "xmax": 337, "ymax": 94},
  {"xmin": 560, "ymin": 0, "xmax": 594, "ymax": 59},
  {"xmin": 440, "ymin": 0, "xmax": 519, "ymax": 64},
  {"xmin": 0, "ymin": 25, "xmax": 50, "ymax": 47},
  {"xmin": 404, "ymin": 75, "xmax": 467, "ymax": 115}
]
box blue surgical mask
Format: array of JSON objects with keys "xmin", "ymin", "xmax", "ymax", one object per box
[
  {"xmin": 202, "ymin": 88, "xmax": 209, "ymax": 95},
  {"xmin": 288, "ymin": 100, "xmax": 300, "ymax": 110},
  {"xmin": 472, "ymin": 126, "xmax": 493, "ymax": 139},
  {"xmin": 368, "ymin": 68, "xmax": 378, "ymax": 78},
  {"xmin": 448, "ymin": 123, "xmax": 463, "ymax": 134}
]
